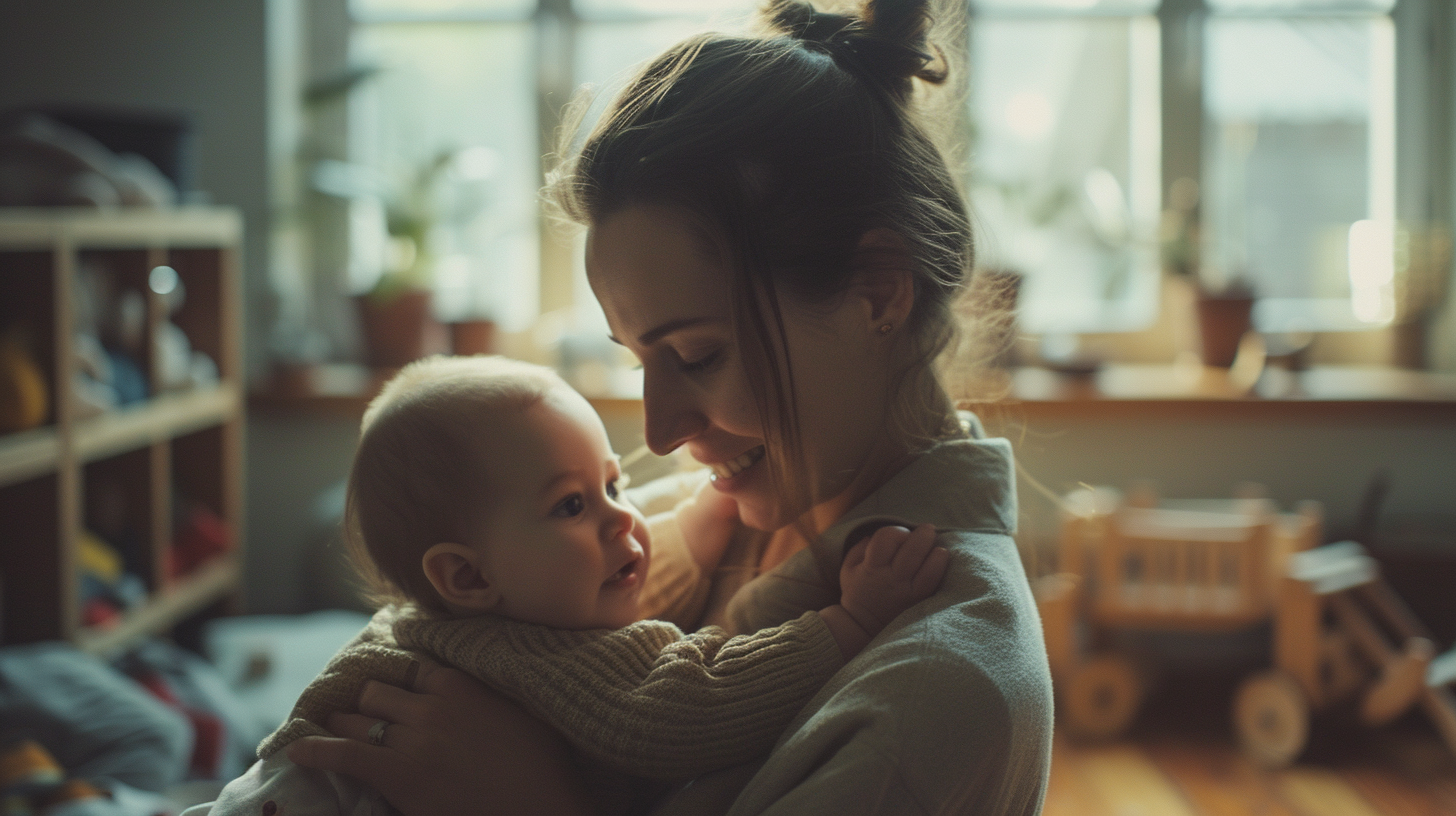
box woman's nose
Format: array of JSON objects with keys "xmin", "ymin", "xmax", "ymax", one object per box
[{"xmin": 642, "ymin": 367, "xmax": 707, "ymax": 455}]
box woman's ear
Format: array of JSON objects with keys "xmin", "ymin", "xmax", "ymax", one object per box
[
  {"xmin": 851, "ymin": 228, "xmax": 915, "ymax": 330},
  {"xmin": 422, "ymin": 542, "xmax": 500, "ymax": 612}
]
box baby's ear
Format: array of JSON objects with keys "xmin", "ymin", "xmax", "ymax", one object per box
[{"xmin": 422, "ymin": 542, "xmax": 500, "ymax": 612}]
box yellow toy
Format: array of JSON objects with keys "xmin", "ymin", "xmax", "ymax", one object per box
[
  {"xmin": 0, "ymin": 325, "xmax": 48, "ymax": 433},
  {"xmin": 1036, "ymin": 485, "xmax": 1456, "ymax": 767}
]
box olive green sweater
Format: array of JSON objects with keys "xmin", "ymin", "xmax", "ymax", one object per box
[{"xmin": 640, "ymin": 424, "xmax": 1054, "ymax": 816}]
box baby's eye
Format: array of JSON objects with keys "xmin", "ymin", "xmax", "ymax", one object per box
[
  {"xmin": 550, "ymin": 493, "xmax": 585, "ymax": 519},
  {"xmin": 606, "ymin": 479, "xmax": 620, "ymax": 500}
]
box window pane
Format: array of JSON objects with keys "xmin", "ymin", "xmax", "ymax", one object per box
[
  {"xmin": 351, "ymin": 0, "xmax": 532, "ymax": 19},
  {"xmin": 1202, "ymin": 15, "xmax": 1395, "ymax": 330},
  {"xmin": 351, "ymin": 23, "xmax": 540, "ymax": 330},
  {"xmin": 1208, "ymin": 0, "xmax": 1394, "ymax": 13},
  {"xmin": 971, "ymin": 0, "xmax": 1158, "ymax": 14},
  {"xmin": 968, "ymin": 16, "xmax": 1162, "ymax": 333},
  {"xmin": 577, "ymin": 0, "xmax": 752, "ymax": 19}
]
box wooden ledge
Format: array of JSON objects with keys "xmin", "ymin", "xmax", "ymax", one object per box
[
  {"xmin": 247, "ymin": 363, "xmax": 1456, "ymax": 423},
  {"xmin": 969, "ymin": 365, "xmax": 1456, "ymax": 422}
]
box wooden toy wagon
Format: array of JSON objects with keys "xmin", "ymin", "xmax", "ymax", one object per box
[{"xmin": 1035, "ymin": 486, "xmax": 1456, "ymax": 767}]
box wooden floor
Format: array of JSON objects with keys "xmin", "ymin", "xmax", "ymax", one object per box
[{"xmin": 1045, "ymin": 674, "xmax": 1456, "ymax": 816}]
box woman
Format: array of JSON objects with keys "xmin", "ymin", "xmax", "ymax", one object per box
[{"xmin": 290, "ymin": 0, "xmax": 1053, "ymax": 812}]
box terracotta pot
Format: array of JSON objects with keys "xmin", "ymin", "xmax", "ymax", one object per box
[
  {"xmin": 1196, "ymin": 293, "xmax": 1255, "ymax": 368},
  {"xmin": 355, "ymin": 290, "xmax": 447, "ymax": 368},
  {"xmin": 449, "ymin": 320, "xmax": 497, "ymax": 356}
]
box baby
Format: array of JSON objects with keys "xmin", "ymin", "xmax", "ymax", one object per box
[{"xmin": 190, "ymin": 355, "xmax": 947, "ymax": 816}]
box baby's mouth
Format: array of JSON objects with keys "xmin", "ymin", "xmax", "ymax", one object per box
[
  {"xmin": 709, "ymin": 446, "xmax": 765, "ymax": 481},
  {"xmin": 604, "ymin": 555, "xmax": 642, "ymax": 586}
]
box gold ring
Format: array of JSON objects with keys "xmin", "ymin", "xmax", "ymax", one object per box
[{"xmin": 367, "ymin": 719, "xmax": 389, "ymax": 745}]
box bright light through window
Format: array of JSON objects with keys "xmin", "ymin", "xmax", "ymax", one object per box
[
  {"xmin": 968, "ymin": 14, "xmax": 1163, "ymax": 334},
  {"xmin": 349, "ymin": 20, "xmax": 541, "ymax": 330},
  {"xmin": 1203, "ymin": 12, "xmax": 1396, "ymax": 331}
]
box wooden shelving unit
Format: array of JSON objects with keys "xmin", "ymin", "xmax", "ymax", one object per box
[{"xmin": 0, "ymin": 207, "xmax": 244, "ymax": 656}]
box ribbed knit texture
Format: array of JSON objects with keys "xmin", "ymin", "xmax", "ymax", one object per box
[{"xmin": 257, "ymin": 606, "xmax": 843, "ymax": 780}]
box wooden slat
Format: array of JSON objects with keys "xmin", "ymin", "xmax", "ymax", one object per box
[
  {"xmin": 1358, "ymin": 579, "xmax": 1436, "ymax": 643},
  {"xmin": 72, "ymin": 384, "xmax": 238, "ymax": 463},
  {"xmin": 1146, "ymin": 738, "xmax": 1303, "ymax": 816},
  {"xmin": 72, "ymin": 553, "xmax": 240, "ymax": 657},
  {"xmin": 0, "ymin": 207, "xmax": 240, "ymax": 249},
  {"xmin": 53, "ymin": 238, "xmax": 79, "ymax": 642},
  {"xmin": 1074, "ymin": 743, "xmax": 1201, "ymax": 816},
  {"xmin": 1277, "ymin": 767, "xmax": 1385, "ymax": 816},
  {"xmin": 149, "ymin": 440, "xmax": 171, "ymax": 591},
  {"xmin": 0, "ymin": 426, "xmax": 60, "ymax": 487},
  {"xmin": 1340, "ymin": 764, "xmax": 1456, "ymax": 816},
  {"xmin": 1289, "ymin": 542, "xmax": 1379, "ymax": 595}
]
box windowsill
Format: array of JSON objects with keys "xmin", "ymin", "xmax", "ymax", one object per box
[
  {"xmin": 982, "ymin": 364, "xmax": 1456, "ymax": 420},
  {"xmin": 247, "ymin": 362, "xmax": 1456, "ymax": 422}
]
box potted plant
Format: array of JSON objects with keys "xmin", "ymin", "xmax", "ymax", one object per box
[
  {"xmin": 1160, "ymin": 177, "xmax": 1255, "ymax": 368},
  {"xmin": 1194, "ymin": 279, "xmax": 1256, "ymax": 368},
  {"xmin": 354, "ymin": 150, "xmax": 458, "ymax": 368}
]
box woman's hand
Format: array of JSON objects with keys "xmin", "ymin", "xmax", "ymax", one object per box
[{"xmin": 287, "ymin": 657, "xmax": 593, "ymax": 816}]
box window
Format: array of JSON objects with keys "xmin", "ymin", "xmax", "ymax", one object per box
[
  {"xmin": 345, "ymin": 0, "xmax": 753, "ymax": 337},
  {"xmin": 972, "ymin": 0, "xmax": 1446, "ymax": 346},
  {"xmin": 1202, "ymin": 1, "xmax": 1398, "ymax": 331},
  {"xmin": 331, "ymin": 0, "xmax": 1444, "ymax": 360},
  {"xmin": 968, "ymin": 1, "xmax": 1163, "ymax": 333},
  {"xmin": 348, "ymin": 0, "xmax": 539, "ymax": 331}
]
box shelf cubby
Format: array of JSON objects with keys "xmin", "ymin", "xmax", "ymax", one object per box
[{"xmin": 0, "ymin": 207, "xmax": 244, "ymax": 656}]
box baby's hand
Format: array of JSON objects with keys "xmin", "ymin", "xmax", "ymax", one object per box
[
  {"xmin": 838, "ymin": 524, "xmax": 948, "ymax": 636},
  {"xmin": 673, "ymin": 478, "xmax": 740, "ymax": 573}
]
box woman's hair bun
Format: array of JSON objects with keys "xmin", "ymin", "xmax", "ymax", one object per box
[{"xmin": 762, "ymin": 0, "xmax": 947, "ymax": 96}]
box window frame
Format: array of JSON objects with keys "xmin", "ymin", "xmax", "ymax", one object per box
[{"xmin": 336, "ymin": 0, "xmax": 1454, "ymax": 366}]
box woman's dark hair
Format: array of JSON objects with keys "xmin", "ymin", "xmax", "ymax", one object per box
[{"xmin": 550, "ymin": 0, "xmax": 972, "ymax": 538}]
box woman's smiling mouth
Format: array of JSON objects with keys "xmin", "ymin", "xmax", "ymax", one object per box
[{"xmin": 709, "ymin": 446, "xmax": 765, "ymax": 481}]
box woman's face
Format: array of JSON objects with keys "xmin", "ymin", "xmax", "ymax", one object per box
[{"xmin": 586, "ymin": 204, "xmax": 896, "ymax": 532}]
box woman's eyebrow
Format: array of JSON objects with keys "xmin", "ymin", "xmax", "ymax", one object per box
[{"xmin": 609, "ymin": 316, "xmax": 714, "ymax": 347}]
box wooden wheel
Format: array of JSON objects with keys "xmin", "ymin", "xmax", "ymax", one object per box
[
  {"xmin": 1234, "ymin": 670, "xmax": 1309, "ymax": 768},
  {"xmin": 1062, "ymin": 653, "xmax": 1143, "ymax": 740}
]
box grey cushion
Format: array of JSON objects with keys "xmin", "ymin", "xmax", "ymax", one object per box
[{"xmin": 0, "ymin": 642, "xmax": 190, "ymax": 791}]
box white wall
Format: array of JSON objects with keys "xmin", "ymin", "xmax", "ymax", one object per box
[
  {"xmin": 0, "ymin": 0, "xmax": 274, "ymax": 380},
  {"xmin": 1001, "ymin": 412, "xmax": 1456, "ymax": 552}
]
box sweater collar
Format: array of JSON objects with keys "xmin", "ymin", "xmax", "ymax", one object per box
[{"xmin": 817, "ymin": 416, "xmax": 1017, "ymax": 558}]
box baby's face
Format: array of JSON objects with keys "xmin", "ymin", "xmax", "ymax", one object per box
[{"xmin": 468, "ymin": 388, "xmax": 650, "ymax": 630}]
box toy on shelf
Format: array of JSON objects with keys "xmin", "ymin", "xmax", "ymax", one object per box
[
  {"xmin": 165, "ymin": 495, "xmax": 231, "ymax": 581},
  {"xmin": 149, "ymin": 264, "xmax": 219, "ymax": 394},
  {"xmin": 73, "ymin": 260, "xmax": 148, "ymax": 418},
  {"xmin": 70, "ymin": 259, "xmax": 220, "ymax": 420},
  {"xmin": 1036, "ymin": 484, "xmax": 1456, "ymax": 767},
  {"xmin": 0, "ymin": 324, "xmax": 48, "ymax": 433}
]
